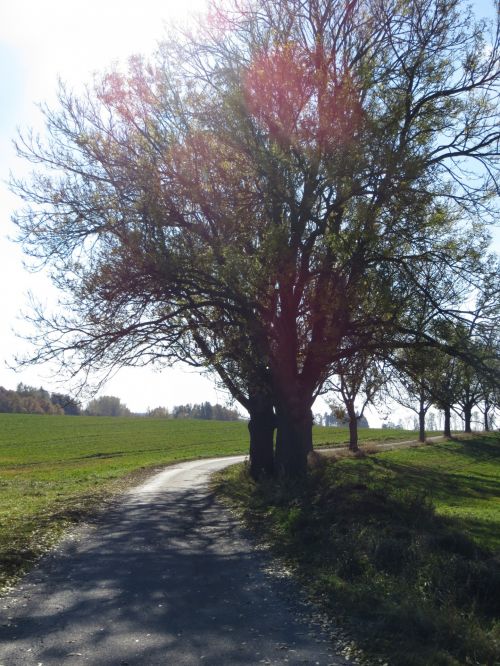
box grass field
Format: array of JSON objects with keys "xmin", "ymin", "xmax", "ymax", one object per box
[
  {"xmin": 0, "ymin": 412, "xmax": 419, "ymax": 591},
  {"xmin": 2, "ymin": 413, "xmax": 496, "ymax": 664},
  {"xmin": 214, "ymin": 434, "xmax": 500, "ymax": 665}
]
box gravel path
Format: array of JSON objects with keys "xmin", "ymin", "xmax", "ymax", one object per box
[
  {"xmin": 0, "ymin": 456, "xmax": 349, "ymax": 666},
  {"xmin": 319, "ymin": 434, "xmax": 446, "ymax": 457}
]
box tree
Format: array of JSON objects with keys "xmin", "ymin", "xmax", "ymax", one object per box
[
  {"xmin": 388, "ymin": 260, "xmax": 460, "ymax": 442},
  {"xmin": 86, "ymin": 396, "xmax": 130, "ymax": 417},
  {"xmin": 389, "ymin": 363, "xmax": 434, "ymax": 443},
  {"xmin": 475, "ymin": 277, "xmax": 500, "ymax": 431},
  {"xmin": 17, "ymin": 383, "xmax": 50, "ymax": 403},
  {"xmin": 428, "ymin": 347, "xmax": 464, "ymax": 436},
  {"xmin": 327, "ymin": 351, "xmax": 386, "ymax": 451},
  {"xmin": 436, "ymin": 294, "xmax": 500, "ymax": 433},
  {"xmin": 389, "ymin": 254, "xmax": 500, "ymax": 439},
  {"xmin": 427, "ymin": 411, "xmax": 437, "ymax": 432},
  {"xmin": 147, "ymin": 406, "xmax": 170, "ymax": 418},
  {"xmin": 454, "ymin": 360, "xmax": 483, "ymax": 432},
  {"xmin": 13, "ymin": 0, "xmax": 500, "ymax": 475},
  {"xmin": 480, "ymin": 371, "xmax": 500, "ymax": 431},
  {"xmin": 50, "ymin": 392, "xmax": 81, "ymax": 415}
]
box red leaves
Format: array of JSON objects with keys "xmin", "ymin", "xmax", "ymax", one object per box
[{"xmin": 243, "ymin": 42, "xmax": 363, "ymax": 151}]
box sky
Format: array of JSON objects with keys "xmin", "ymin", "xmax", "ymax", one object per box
[
  {"xmin": 0, "ymin": 0, "xmax": 498, "ymax": 423},
  {"xmin": 0, "ymin": 0, "xmax": 223, "ymax": 414}
]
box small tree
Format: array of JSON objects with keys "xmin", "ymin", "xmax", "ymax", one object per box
[
  {"xmin": 390, "ymin": 347, "xmax": 437, "ymax": 443},
  {"xmin": 50, "ymin": 392, "xmax": 81, "ymax": 415},
  {"xmin": 86, "ymin": 396, "xmax": 130, "ymax": 417},
  {"xmin": 427, "ymin": 411, "xmax": 437, "ymax": 432},
  {"xmin": 147, "ymin": 406, "xmax": 169, "ymax": 418},
  {"xmin": 328, "ymin": 352, "xmax": 387, "ymax": 451}
]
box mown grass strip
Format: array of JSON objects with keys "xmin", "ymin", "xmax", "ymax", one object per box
[{"xmin": 213, "ymin": 434, "xmax": 500, "ymax": 666}]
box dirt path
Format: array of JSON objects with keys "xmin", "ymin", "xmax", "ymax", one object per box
[
  {"xmin": 319, "ymin": 433, "xmax": 447, "ymax": 457},
  {"xmin": 0, "ymin": 456, "xmax": 348, "ymax": 666}
]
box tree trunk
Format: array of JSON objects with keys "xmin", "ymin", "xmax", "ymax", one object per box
[
  {"xmin": 274, "ymin": 403, "xmax": 312, "ymax": 477},
  {"xmin": 247, "ymin": 397, "xmax": 275, "ymax": 479},
  {"xmin": 463, "ymin": 404, "xmax": 472, "ymax": 433},
  {"xmin": 418, "ymin": 398, "xmax": 426, "ymax": 443},
  {"xmin": 443, "ymin": 405, "xmax": 451, "ymax": 437},
  {"xmin": 484, "ymin": 400, "xmax": 490, "ymax": 432},
  {"xmin": 346, "ymin": 402, "xmax": 359, "ymax": 452}
]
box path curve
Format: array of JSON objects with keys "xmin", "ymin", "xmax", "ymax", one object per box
[
  {"xmin": 319, "ymin": 433, "xmax": 448, "ymax": 457},
  {"xmin": 0, "ymin": 456, "xmax": 348, "ymax": 666}
]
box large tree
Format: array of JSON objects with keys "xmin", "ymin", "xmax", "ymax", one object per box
[{"xmin": 13, "ymin": 0, "xmax": 500, "ymax": 475}]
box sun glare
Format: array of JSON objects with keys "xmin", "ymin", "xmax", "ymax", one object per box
[{"xmin": 0, "ymin": 0, "xmax": 206, "ymax": 101}]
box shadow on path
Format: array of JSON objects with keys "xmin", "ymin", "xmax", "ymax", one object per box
[{"xmin": 0, "ymin": 463, "xmax": 344, "ymax": 665}]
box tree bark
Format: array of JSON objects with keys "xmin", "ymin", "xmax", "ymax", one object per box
[
  {"xmin": 443, "ymin": 405, "xmax": 451, "ymax": 437},
  {"xmin": 463, "ymin": 404, "xmax": 472, "ymax": 433},
  {"xmin": 484, "ymin": 399, "xmax": 490, "ymax": 432},
  {"xmin": 274, "ymin": 403, "xmax": 312, "ymax": 477},
  {"xmin": 418, "ymin": 397, "xmax": 426, "ymax": 443},
  {"xmin": 346, "ymin": 401, "xmax": 359, "ymax": 452},
  {"xmin": 247, "ymin": 397, "xmax": 275, "ymax": 479}
]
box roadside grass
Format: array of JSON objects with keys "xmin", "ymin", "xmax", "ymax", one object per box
[
  {"xmin": 0, "ymin": 413, "xmax": 248, "ymax": 590},
  {"xmin": 213, "ymin": 434, "xmax": 500, "ymax": 666},
  {"xmin": 0, "ymin": 413, "xmax": 417, "ymax": 591}
]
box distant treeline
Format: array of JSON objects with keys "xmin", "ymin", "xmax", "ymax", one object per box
[
  {"xmin": 0, "ymin": 384, "xmax": 81, "ymax": 415},
  {"xmin": 148, "ymin": 401, "xmax": 241, "ymax": 421},
  {"xmin": 0, "ymin": 386, "xmax": 125, "ymax": 417},
  {"xmin": 0, "ymin": 386, "xmax": 241, "ymax": 421}
]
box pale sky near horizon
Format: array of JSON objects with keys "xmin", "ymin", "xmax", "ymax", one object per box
[
  {"xmin": 0, "ymin": 0, "xmax": 224, "ymax": 414},
  {"xmin": 0, "ymin": 0, "xmax": 498, "ymax": 424}
]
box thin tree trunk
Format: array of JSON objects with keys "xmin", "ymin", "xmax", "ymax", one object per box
[
  {"xmin": 346, "ymin": 402, "xmax": 359, "ymax": 452},
  {"xmin": 463, "ymin": 404, "xmax": 472, "ymax": 433},
  {"xmin": 247, "ymin": 396, "xmax": 275, "ymax": 479},
  {"xmin": 274, "ymin": 403, "xmax": 312, "ymax": 477},
  {"xmin": 484, "ymin": 400, "xmax": 490, "ymax": 432},
  {"xmin": 443, "ymin": 405, "xmax": 451, "ymax": 437},
  {"xmin": 418, "ymin": 397, "xmax": 426, "ymax": 443}
]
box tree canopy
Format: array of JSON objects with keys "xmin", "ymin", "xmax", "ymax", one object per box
[
  {"xmin": 13, "ymin": 0, "xmax": 500, "ymax": 475},
  {"xmin": 86, "ymin": 395, "xmax": 130, "ymax": 417}
]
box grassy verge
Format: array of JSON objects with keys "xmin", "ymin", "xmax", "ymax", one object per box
[
  {"xmin": 0, "ymin": 414, "xmax": 248, "ymax": 591},
  {"xmin": 0, "ymin": 413, "xmax": 417, "ymax": 591},
  {"xmin": 213, "ymin": 434, "xmax": 500, "ymax": 666}
]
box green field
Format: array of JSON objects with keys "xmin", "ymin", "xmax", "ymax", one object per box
[
  {"xmin": 0, "ymin": 412, "xmax": 418, "ymax": 591},
  {"xmin": 214, "ymin": 434, "xmax": 500, "ymax": 665},
  {"xmin": 2, "ymin": 413, "xmax": 497, "ymax": 664}
]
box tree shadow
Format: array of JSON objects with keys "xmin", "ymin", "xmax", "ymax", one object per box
[
  {"xmin": 0, "ymin": 485, "xmax": 337, "ymax": 665},
  {"xmin": 369, "ymin": 436, "xmax": 500, "ymax": 551}
]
